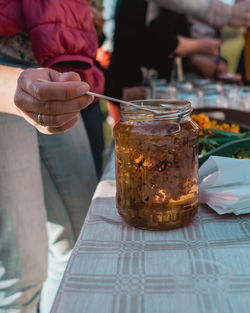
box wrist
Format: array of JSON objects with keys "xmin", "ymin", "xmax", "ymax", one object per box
[{"xmin": 0, "ymin": 65, "xmax": 23, "ymax": 116}]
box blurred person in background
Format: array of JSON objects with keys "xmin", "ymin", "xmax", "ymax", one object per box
[
  {"xmin": 96, "ymin": 0, "xmax": 121, "ymax": 70},
  {"xmin": 186, "ymin": 18, "xmax": 229, "ymax": 79},
  {"xmin": 145, "ymin": 7, "xmax": 221, "ymax": 81},
  {"xmin": 96, "ymin": 0, "xmax": 122, "ymax": 125},
  {"xmin": 105, "ymin": 0, "xmax": 250, "ymax": 125},
  {"xmin": 150, "ymin": 0, "xmax": 250, "ymax": 29},
  {"xmin": 0, "ymin": 1, "xmax": 104, "ymax": 312},
  {"xmin": 88, "ymin": 0, "xmax": 105, "ymax": 45},
  {"xmin": 81, "ymin": 0, "xmax": 106, "ymax": 178}
]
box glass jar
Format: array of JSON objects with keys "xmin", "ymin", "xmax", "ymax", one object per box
[{"xmin": 114, "ymin": 100, "xmax": 199, "ymax": 230}]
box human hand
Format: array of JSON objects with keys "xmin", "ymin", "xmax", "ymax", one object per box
[
  {"xmin": 196, "ymin": 37, "xmax": 221, "ymax": 56},
  {"xmin": 230, "ymin": 0, "xmax": 250, "ymax": 28},
  {"xmin": 14, "ymin": 68, "xmax": 94, "ymax": 135},
  {"xmin": 189, "ymin": 55, "xmax": 217, "ymax": 78},
  {"xmin": 175, "ymin": 36, "xmax": 220, "ymax": 57}
]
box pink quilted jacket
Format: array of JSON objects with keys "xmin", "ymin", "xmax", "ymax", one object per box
[{"xmin": 0, "ymin": 0, "xmax": 104, "ymax": 94}]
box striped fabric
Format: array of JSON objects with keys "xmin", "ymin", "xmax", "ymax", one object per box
[{"xmin": 51, "ymin": 152, "xmax": 250, "ymax": 313}]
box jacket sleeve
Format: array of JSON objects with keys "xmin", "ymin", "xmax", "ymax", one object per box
[
  {"xmin": 148, "ymin": 0, "xmax": 232, "ymax": 28},
  {"xmin": 22, "ymin": 0, "xmax": 104, "ymax": 94},
  {"xmin": 0, "ymin": 0, "xmax": 23, "ymax": 36}
]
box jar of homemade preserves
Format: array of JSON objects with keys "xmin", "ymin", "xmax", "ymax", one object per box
[{"xmin": 114, "ymin": 100, "xmax": 199, "ymax": 230}]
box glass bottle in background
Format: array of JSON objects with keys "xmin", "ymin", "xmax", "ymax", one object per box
[{"xmin": 152, "ymin": 85, "xmax": 177, "ymax": 99}]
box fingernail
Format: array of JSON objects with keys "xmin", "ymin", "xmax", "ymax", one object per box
[
  {"xmin": 77, "ymin": 85, "xmax": 89, "ymax": 96},
  {"xmin": 88, "ymin": 95, "xmax": 94, "ymax": 105},
  {"xmin": 37, "ymin": 78, "xmax": 48, "ymax": 82}
]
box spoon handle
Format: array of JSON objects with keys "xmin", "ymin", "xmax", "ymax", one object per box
[
  {"xmin": 86, "ymin": 91, "xmax": 155, "ymax": 114},
  {"xmin": 37, "ymin": 78, "xmax": 155, "ymax": 115}
]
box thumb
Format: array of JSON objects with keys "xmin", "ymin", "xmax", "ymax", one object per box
[
  {"xmin": 50, "ymin": 70, "xmax": 82, "ymax": 82},
  {"xmin": 55, "ymin": 71, "xmax": 82, "ymax": 82}
]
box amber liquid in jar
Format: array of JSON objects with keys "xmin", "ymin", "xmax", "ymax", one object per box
[{"xmin": 114, "ymin": 100, "xmax": 199, "ymax": 230}]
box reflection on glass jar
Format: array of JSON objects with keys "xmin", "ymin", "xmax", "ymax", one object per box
[{"xmin": 114, "ymin": 100, "xmax": 199, "ymax": 230}]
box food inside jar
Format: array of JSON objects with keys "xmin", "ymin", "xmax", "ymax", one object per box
[{"xmin": 114, "ymin": 118, "xmax": 199, "ymax": 230}]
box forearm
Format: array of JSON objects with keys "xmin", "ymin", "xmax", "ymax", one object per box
[
  {"xmin": 174, "ymin": 36, "xmax": 220, "ymax": 57},
  {"xmin": 0, "ymin": 65, "xmax": 23, "ymax": 116},
  {"xmin": 174, "ymin": 36, "xmax": 200, "ymax": 57},
  {"xmin": 149, "ymin": 0, "xmax": 231, "ymax": 28},
  {"xmin": 149, "ymin": 0, "xmax": 212, "ymax": 21}
]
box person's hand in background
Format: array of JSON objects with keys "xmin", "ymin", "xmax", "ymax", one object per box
[
  {"xmin": 175, "ymin": 36, "xmax": 220, "ymax": 57},
  {"xmin": 189, "ymin": 54, "xmax": 217, "ymax": 78},
  {"xmin": 14, "ymin": 68, "xmax": 94, "ymax": 135},
  {"xmin": 195, "ymin": 37, "xmax": 221, "ymax": 56},
  {"xmin": 230, "ymin": 0, "xmax": 250, "ymax": 28},
  {"xmin": 188, "ymin": 55, "xmax": 228, "ymax": 79}
]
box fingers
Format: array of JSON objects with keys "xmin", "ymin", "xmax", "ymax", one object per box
[
  {"xmin": 28, "ymin": 79, "xmax": 89, "ymax": 101},
  {"xmin": 15, "ymin": 88, "xmax": 93, "ymax": 115},
  {"xmin": 207, "ymin": 38, "xmax": 221, "ymax": 55},
  {"xmin": 208, "ymin": 44, "xmax": 220, "ymax": 56},
  {"xmin": 50, "ymin": 71, "xmax": 81, "ymax": 82},
  {"xmin": 231, "ymin": 1, "xmax": 250, "ymax": 27},
  {"xmin": 197, "ymin": 38, "xmax": 220, "ymax": 56},
  {"xmin": 18, "ymin": 68, "xmax": 90, "ymax": 101},
  {"xmin": 14, "ymin": 68, "xmax": 94, "ymax": 134},
  {"xmin": 38, "ymin": 116, "xmax": 79, "ymax": 135},
  {"xmin": 26, "ymin": 111, "xmax": 78, "ymax": 127},
  {"xmin": 23, "ymin": 113, "xmax": 79, "ymax": 135}
]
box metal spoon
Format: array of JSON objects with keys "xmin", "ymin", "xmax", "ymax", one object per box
[
  {"xmin": 37, "ymin": 78, "xmax": 156, "ymax": 115},
  {"xmin": 86, "ymin": 91, "xmax": 156, "ymax": 114}
]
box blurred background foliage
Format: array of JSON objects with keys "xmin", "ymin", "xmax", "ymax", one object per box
[{"xmin": 220, "ymin": 26, "xmax": 244, "ymax": 74}]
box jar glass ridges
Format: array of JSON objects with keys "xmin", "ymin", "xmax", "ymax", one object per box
[{"xmin": 114, "ymin": 100, "xmax": 199, "ymax": 230}]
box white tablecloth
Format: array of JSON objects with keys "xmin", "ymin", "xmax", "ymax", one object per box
[{"xmin": 51, "ymin": 152, "xmax": 250, "ymax": 313}]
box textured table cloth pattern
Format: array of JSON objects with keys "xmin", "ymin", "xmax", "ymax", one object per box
[{"xmin": 51, "ymin": 153, "xmax": 250, "ymax": 313}]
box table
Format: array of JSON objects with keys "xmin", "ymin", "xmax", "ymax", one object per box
[{"xmin": 51, "ymin": 151, "xmax": 250, "ymax": 313}]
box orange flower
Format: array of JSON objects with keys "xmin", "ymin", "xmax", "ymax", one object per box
[{"xmin": 191, "ymin": 113, "xmax": 240, "ymax": 134}]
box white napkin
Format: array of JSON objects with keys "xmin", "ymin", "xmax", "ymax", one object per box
[{"xmin": 199, "ymin": 156, "xmax": 250, "ymax": 215}]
